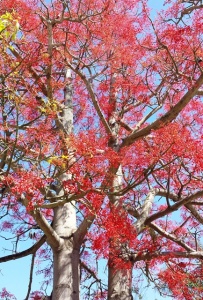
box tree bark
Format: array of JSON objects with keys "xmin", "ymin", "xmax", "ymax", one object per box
[
  {"xmin": 107, "ymin": 166, "xmax": 134, "ymax": 300},
  {"xmin": 107, "ymin": 72, "xmax": 134, "ymax": 299},
  {"xmin": 108, "ymin": 263, "xmax": 133, "ymax": 300},
  {"xmin": 51, "ymin": 68, "xmax": 80, "ymax": 299},
  {"xmin": 52, "ymin": 242, "xmax": 80, "ymax": 300},
  {"xmin": 52, "ymin": 203, "xmax": 79, "ymax": 300}
]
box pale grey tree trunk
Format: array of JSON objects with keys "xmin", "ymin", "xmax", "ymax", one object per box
[
  {"xmin": 52, "ymin": 246, "xmax": 79, "ymax": 300},
  {"xmin": 51, "ymin": 171, "xmax": 80, "ymax": 300},
  {"xmin": 108, "ymin": 265, "xmax": 133, "ymax": 300},
  {"xmin": 51, "ymin": 69, "xmax": 80, "ymax": 300},
  {"xmin": 107, "ymin": 73, "xmax": 134, "ymax": 300}
]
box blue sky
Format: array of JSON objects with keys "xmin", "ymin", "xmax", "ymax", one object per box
[{"xmin": 0, "ymin": 1, "xmax": 173, "ymax": 299}]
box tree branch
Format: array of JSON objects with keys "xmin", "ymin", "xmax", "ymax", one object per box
[
  {"xmin": 68, "ymin": 65, "xmax": 112, "ymax": 136},
  {"xmin": 121, "ymin": 73, "xmax": 203, "ymax": 147},
  {"xmin": 149, "ymin": 222, "xmax": 194, "ymax": 252},
  {"xmin": 180, "ymin": 3, "xmax": 203, "ymax": 20},
  {"xmin": 0, "ymin": 235, "xmax": 46, "ymax": 263},
  {"xmin": 32, "ymin": 209, "xmax": 61, "ymax": 250},
  {"xmin": 127, "ymin": 207, "xmax": 198, "ymax": 259},
  {"xmin": 132, "ymin": 105, "xmax": 162, "ymax": 132},
  {"xmin": 74, "ymin": 214, "xmax": 95, "ymax": 246},
  {"xmin": 196, "ymin": 90, "xmax": 203, "ymax": 96},
  {"xmin": 10, "ymin": 48, "xmax": 48, "ymax": 97},
  {"xmin": 125, "ymin": 188, "xmax": 178, "ymax": 223},
  {"xmin": 80, "ymin": 260, "xmax": 101, "ymax": 283},
  {"xmin": 146, "ymin": 190, "xmax": 203, "ymax": 224},
  {"xmin": 25, "ymin": 253, "xmax": 35, "ymax": 300},
  {"xmin": 74, "ymin": 164, "xmax": 120, "ymax": 245},
  {"xmin": 134, "ymin": 189, "xmax": 157, "ymax": 234},
  {"xmin": 185, "ymin": 204, "xmax": 203, "ymax": 224},
  {"xmin": 132, "ymin": 249, "xmax": 203, "ymax": 262}
]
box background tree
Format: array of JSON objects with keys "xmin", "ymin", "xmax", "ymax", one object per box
[{"xmin": 1, "ymin": 0, "xmax": 203, "ymax": 299}]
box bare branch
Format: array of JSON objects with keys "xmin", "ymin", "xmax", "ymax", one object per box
[
  {"xmin": 185, "ymin": 204, "xmax": 203, "ymax": 224},
  {"xmin": 125, "ymin": 188, "xmax": 178, "ymax": 221},
  {"xmin": 132, "ymin": 249, "xmax": 203, "ymax": 262},
  {"xmin": 118, "ymin": 119, "xmax": 133, "ymax": 132},
  {"xmin": 25, "ymin": 253, "xmax": 35, "ymax": 300},
  {"xmin": 36, "ymin": 189, "xmax": 100, "ymax": 209},
  {"xmin": 149, "ymin": 222, "xmax": 195, "ymax": 252},
  {"xmin": 68, "ymin": 65, "xmax": 112, "ymax": 136},
  {"xmin": 32, "ymin": 209, "xmax": 61, "ymax": 250},
  {"xmin": 132, "ymin": 105, "xmax": 162, "ymax": 132},
  {"xmin": 80, "ymin": 260, "xmax": 101, "ymax": 283},
  {"xmin": 180, "ymin": 3, "xmax": 203, "ymax": 20},
  {"xmin": 121, "ymin": 73, "xmax": 203, "ymax": 147},
  {"xmin": 146, "ymin": 190, "xmax": 203, "ymax": 224},
  {"xmin": 0, "ymin": 235, "xmax": 46, "ymax": 263},
  {"xmin": 127, "ymin": 200, "xmax": 198, "ymax": 253}
]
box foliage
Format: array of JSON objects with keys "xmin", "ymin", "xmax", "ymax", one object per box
[{"xmin": 1, "ymin": 0, "xmax": 203, "ymax": 299}]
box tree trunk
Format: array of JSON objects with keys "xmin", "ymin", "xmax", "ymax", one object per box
[
  {"xmin": 107, "ymin": 164, "xmax": 134, "ymax": 300},
  {"xmin": 52, "ymin": 203, "xmax": 80, "ymax": 300},
  {"xmin": 52, "ymin": 244, "xmax": 80, "ymax": 300},
  {"xmin": 51, "ymin": 67, "xmax": 80, "ymax": 299},
  {"xmin": 108, "ymin": 263, "xmax": 133, "ymax": 300}
]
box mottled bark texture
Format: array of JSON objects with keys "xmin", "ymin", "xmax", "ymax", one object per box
[{"xmin": 108, "ymin": 265, "xmax": 133, "ymax": 300}]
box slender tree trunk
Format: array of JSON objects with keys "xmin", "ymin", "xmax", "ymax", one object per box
[
  {"xmin": 51, "ymin": 69, "xmax": 80, "ymax": 299},
  {"xmin": 107, "ymin": 164, "xmax": 134, "ymax": 300},
  {"xmin": 108, "ymin": 262, "xmax": 133, "ymax": 300},
  {"xmin": 107, "ymin": 71, "xmax": 134, "ymax": 298},
  {"xmin": 52, "ymin": 203, "xmax": 80, "ymax": 300}
]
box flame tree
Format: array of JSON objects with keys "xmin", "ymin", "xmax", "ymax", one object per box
[{"xmin": 1, "ymin": 0, "xmax": 203, "ymax": 299}]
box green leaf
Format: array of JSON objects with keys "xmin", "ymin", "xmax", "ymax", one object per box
[{"xmin": 0, "ymin": 12, "xmax": 19, "ymax": 43}]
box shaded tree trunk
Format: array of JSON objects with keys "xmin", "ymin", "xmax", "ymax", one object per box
[
  {"xmin": 52, "ymin": 244, "xmax": 80, "ymax": 300},
  {"xmin": 52, "ymin": 204, "xmax": 80, "ymax": 300},
  {"xmin": 108, "ymin": 263, "xmax": 133, "ymax": 300}
]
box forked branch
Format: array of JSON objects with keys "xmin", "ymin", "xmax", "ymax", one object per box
[{"xmin": 121, "ymin": 73, "xmax": 203, "ymax": 147}]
